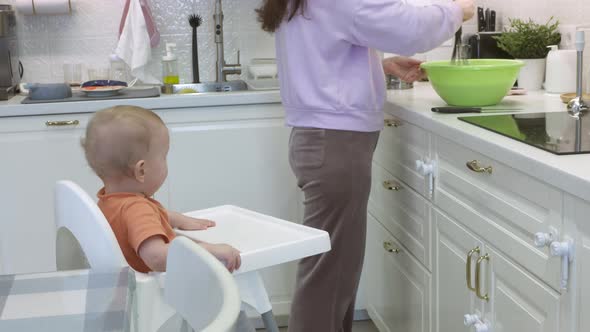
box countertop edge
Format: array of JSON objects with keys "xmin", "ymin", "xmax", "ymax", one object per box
[{"xmin": 0, "ymin": 90, "xmax": 283, "ymax": 118}]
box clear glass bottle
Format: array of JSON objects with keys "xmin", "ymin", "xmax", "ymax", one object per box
[
  {"xmin": 109, "ymin": 54, "xmax": 130, "ymax": 83},
  {"xmin": 162, "ymin": 43, "xmax": 179, "ymax": 85}
]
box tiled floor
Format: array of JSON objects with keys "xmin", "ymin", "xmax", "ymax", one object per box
[{"xmin": 258, "ymin": 319, "xmax": 379, "ymax": 332}]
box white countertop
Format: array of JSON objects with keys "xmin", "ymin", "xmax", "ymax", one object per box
[
  {"xmin": 385, "ymin": 82, "xmax": 590, "ymax": 202},
  {"xmin": 0, "ymin": 89, "xmax": 282, "ymax": 118}
]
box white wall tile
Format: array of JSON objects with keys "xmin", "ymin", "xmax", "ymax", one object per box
[
  {"xmin": 11, "ymin": 0, "xmax": 274, "ymax": 83},
  {"xmin": 12, "ymin": 0, "xmax": 587, "ymax": 84}
]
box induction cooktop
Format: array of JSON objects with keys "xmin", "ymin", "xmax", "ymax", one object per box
[{"xmin": 459, "ymin": 112, "xmax": 590, "ymax": 155}]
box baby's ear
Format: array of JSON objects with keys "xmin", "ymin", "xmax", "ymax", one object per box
[{"xmin": 133, "ymin": 160, "xmax": 146, "ymax": 183}]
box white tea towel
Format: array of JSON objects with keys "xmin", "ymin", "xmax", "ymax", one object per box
[
  {"xmin": 115, "ymin": 0, "xmax": 160, "ymax": 84},
  {"xmin": 119, "ymin": 0, "xmax": 160, "ymax": 48}
]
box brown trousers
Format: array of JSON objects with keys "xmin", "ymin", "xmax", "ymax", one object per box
[{"xmin": 287, "ymin": 127, "xmax": 380, "ymax": 332}]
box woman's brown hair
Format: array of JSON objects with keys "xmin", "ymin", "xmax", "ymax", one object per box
[{"xmin": 256, "ymin": 0, "xmax": 306, "ymax": 33}]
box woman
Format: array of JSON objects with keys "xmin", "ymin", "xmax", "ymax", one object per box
[{"xmin": 257, "ymin": 1, "xmax": 474, "ymax": 331}]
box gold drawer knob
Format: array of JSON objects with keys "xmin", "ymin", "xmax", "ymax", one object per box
[
  {"xmin": 383, "ymin": 242, "xmax": 401, "ymax": 253},
  {"xmin": 384, "ymin": 119, "xmax": 402, "ymax": 128},
  {"xmin": 382, "ymin": 180, "xmax": 402, "ymax": 191},
  {"xmin": 46, "ymin": 120, "xmax": 80, "ymax": 127},
  {"xmin": 466, "ymin": 160, "xmax": 493, "ymax": 174}
]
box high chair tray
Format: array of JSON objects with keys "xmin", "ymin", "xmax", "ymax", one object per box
[{"xmin": 176, "ymin": 205, "xmax": 331, "ymax": 274}]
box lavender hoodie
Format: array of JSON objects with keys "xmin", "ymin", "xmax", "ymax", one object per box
[{"xmin": 275, "ymin": 0, "xmax": 463, "ymax": 132}]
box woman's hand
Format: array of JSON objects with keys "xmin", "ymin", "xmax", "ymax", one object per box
[
  {"xmin": 382, "ymin": 57, "xmax": 426, "ymax": 83},
  {"xmin": 455, "ymin": 0, "xmax": 475, "ymax": 22},
  {"xmin": 202, "ymin": 243, "xmax": 242, "ymax": 272}
]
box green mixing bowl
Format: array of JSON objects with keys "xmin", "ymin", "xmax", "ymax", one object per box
[{"xmin": 420, "ymin": 59, "xmax": 524, "ymax": 107}]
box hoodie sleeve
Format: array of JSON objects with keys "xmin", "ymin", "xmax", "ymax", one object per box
[{"xmin": 350, "ymin": 0, "xmax": 463, "ymax": 56}]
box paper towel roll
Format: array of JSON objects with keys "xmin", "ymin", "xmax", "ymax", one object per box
[{"xmin": 16, "ymin": 0, "xmax": 72, "ymax": 15}]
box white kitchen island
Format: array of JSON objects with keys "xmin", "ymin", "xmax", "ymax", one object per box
[{"xmin": 366, "ymin": 82, "xmax": 590, "ymax": 332}]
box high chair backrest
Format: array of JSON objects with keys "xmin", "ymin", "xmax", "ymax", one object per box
[
  {"xmin": 54, "ymin": 180, "xmax": 126, "ymax": 271},
  {"xmin": 165, "ymin": 237, "xmax": 241, "ymax": 332}
]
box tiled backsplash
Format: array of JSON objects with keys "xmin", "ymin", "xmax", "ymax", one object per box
[
  {"xmin": 7, "ymin": 0, "xmax": 274, "ymax": 84},
  {"xmin": 8, "ymin": 0, "xmax": 590, "ymax": 89}
]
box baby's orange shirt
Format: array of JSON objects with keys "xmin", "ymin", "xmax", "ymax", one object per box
[{"xmin": 97, "ymin": 188, "xmax": 176, "ymax": 273}]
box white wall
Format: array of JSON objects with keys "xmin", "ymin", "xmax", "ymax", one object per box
[{"xmin": 8, "ymin": 0, "xmax": 275, "ymax": 84}]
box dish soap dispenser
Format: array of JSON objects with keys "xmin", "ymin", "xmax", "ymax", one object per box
[
  {"xmin": 162, "ymin": 43, "xmax": 179, "ymax": 85},
  {"xmin": 545, "ymin": 45, "xmax": 577, "ymax": 94}
]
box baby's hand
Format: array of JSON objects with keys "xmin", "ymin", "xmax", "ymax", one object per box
[
  {"xmin": 206, "ymin": 244, "xmax": 241, "ymax": 272},
  {"xmin": 176, "ymin": 216, "xmax": 216, "ymax": 231}
]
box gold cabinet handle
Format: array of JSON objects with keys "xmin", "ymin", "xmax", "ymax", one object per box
[
  {"xmin": 384, "ymin": 119, "xmax": 402, "ymax": 128},
  {"xmin": 466, "ymin": 160, "xmax": 493, "ymax": 174},
  {"xmin": 475, "ymin": 253, "xmax": 490, "ymax": 302},
  {"xmin": 45, "ymin": 120, "xmax": 80, "ymax": 126},
  {"xmin": 466, "ymin": 246, "xmax": 480, "ymax": 292},
  {"xmin": 383, "ymin": 242, "xmax": 401, "ymax": 254},
  {"xmin": 382, "ymin": 180, "xmax": 402, "ymax": 191}
]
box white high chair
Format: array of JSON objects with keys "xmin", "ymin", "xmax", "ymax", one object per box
[
  {"xmin": 54, "ymin": 180, "xmax": 176, "ymax": 332},
  {"xmin": 54, "ymin": 180, "xmax": 280, "ymax": 332},
  {"xmin": 165, "ymin": 237, "xmax": 241, "ymax": 332}
]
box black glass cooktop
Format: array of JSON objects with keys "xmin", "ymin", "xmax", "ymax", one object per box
[{"xmin": 459, "ymin": 112, "xmax": 590, "ymax": 155}]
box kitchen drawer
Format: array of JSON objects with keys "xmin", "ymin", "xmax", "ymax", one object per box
[
  {"xmin": 366, "ymin": 213, "xmax": 431, "ymax": 332},
  {"xmin": 374, "ymin": 116, "xmax": 431, "ymax": 198},
  {"xmin": 434, "ymin": 136, "xmax": 563, "ymax": 291},
  {"xmin": 0, "ymin": 113, "xmax": 93, "ymax": 133},
  {"xmin": 369, "ymin": 162, "xmax": 431, "ymax": 270}
]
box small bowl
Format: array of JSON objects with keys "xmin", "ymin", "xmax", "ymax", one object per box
[
  {"xmin": 560, "ymin": 92, "xmax": 590, "ymax": 104},
  {"xmin": 421, "ymin": 59, "xmax": 524, "ymax": 107}
]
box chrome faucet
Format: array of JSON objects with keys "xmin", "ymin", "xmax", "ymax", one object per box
[
  {"xmin": 567, "ymin": 30, "xmax": 589, "ymax": 116},
  {"xmin": 214, "ymin": 0, "xmax": 241, "ymax": 83}
]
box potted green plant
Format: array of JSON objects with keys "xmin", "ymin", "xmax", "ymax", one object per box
[{"xmin": 494, "ymin": 18, "xmax": 561, "ymax": 90}]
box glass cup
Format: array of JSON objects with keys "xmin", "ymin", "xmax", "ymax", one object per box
[
  {"xmin": 63, "ymin": 63, "xmax": 82, "ymax": 86},
  {"xmin": 87, "ymin": 67, "xmax": 110, "ymax": 81}
]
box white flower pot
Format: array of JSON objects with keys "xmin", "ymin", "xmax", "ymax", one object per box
[{"xmin": 517, "ymin": 58, "xmax": 546, "ymax": 91}]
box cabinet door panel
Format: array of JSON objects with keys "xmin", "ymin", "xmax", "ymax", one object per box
[
  {"xmin": 0, "ymin": 127, "xmax": 100, "ymax": 274},
  {"xmin": 367, "ymin": 213, "xmax": 431, "ymax": 332},
  {"xmin": 434, "ymin": 210, "xmax": 484, "ymax": 332},
  {"xmin": 485, "ymin": 247, "xmax": 561, "ymax": 332}
]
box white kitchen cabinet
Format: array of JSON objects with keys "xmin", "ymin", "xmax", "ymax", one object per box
[
  {"xmin": 374, "ymin": 116, "xmax": 431, "ymax": 198},
  {"xmin": 366, "ymin": 213, "xmax": 432, "ymax": 332},
  {"xmin": 0, "ymin": 114, "xmax": 100, "ymax": 274},
  {"xmin": 434, "ymin": 210, "xmax": 484, "ymax": 332},
  {"xmin": 370, "ymin": 162, "xmax": 431, "ymax": 269},
  {"xmin": 165, "ymin": 115, "xmax": 302, "ymax": 316},
  {"xmin": 435, "ymin": 209, "xmax": 562, "ymax": 332},
  {"xmin": 435, "ymin": 136, "xmax": 563, "ymax": 291},
  {"xmin": 564, "ymin": 195, "xmax": 590, "ymax": 332},
  {"xmin": 483, "ymin": 246, "xmax": 561, "ymax": 332}
]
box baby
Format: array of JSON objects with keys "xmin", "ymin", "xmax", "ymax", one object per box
[{"xmin": 82, "ymin": 105, "xmax": 241, "ymax": 273}]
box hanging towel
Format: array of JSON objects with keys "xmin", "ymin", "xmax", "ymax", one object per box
[
  {"xmin": 116, "ymin": 0, "xmax": 160, "ymax": 84},
  {"xmin": 119, "ymin": 0, "xmax": 160, "ymax": 48}
]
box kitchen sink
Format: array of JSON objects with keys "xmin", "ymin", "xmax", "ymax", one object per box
[{"xmin": 164, "ymin": 81, "xmax": 248, "ymax": 94}]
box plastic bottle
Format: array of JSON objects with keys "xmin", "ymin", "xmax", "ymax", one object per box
[
  {"xmin": 109, "ymin": 54, "xmax": 130, "ymax": 83},
  {"xmin": 162, "ymin": 43, "xmax": 179, "ymax": 85},
  {"xmin": 545, "ymin": 45, "xmax": 577, "ymax": 94}
]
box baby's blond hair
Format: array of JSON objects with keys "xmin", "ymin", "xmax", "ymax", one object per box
[{"xmin": 82, "ymin": 105, "xmax": 165, "ymax": 180}]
